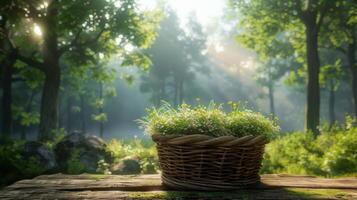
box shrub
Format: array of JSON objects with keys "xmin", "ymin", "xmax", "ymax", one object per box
[
  {"xmin": 96, "ymin": 159, "xmax": 111, "ymax": 175},
  {"xmin": 105, "ymin": 138, "xmax": 159, "ymax": 174},
  {"xmin": 261, "ymin": 132, "xmax": 325, "ymax": 175},
  {"xmin": 11, "ymin": 156, "xmax": 47, "ymax": 177},
  {"xmin": 0, "ymin": 139, "xmax": 47, "ymax": 187},
  {"xmin": 139, "ymin": 102, "xmax": 279, "ymax": 139},
  {"xmin": 322, "ymin": 128, "xmax": 357, "ymax": 176},
  {"xmin": 261, "ymin": 121, "xmax": 357, "ymax": 177},
  {"xmin": 106, "ymin": 139, "xmax": 127, "ymax": 161},
  {"xmin": 66, "ymin": 149, "xmax": 86, "ymax": 174},
  {"xmin": 1, "ymin": 140, "xmax": 47, "ymax": 176}
]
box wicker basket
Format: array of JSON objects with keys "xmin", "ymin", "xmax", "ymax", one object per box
[{"xmin": 152, "ymin": 134, "xmax": 267, "ymax": 190}]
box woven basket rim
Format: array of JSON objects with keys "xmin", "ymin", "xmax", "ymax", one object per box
[{"xmin": 152, "ymin": 134, "xmax": 267, "ymax": 147}]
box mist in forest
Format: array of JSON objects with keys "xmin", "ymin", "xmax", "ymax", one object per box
[
  {"xmin": 56, "ymin": 12, "xmax": 353, "ymax": 139},
  {"xmin": 1, "ymin": 0, "xmax": 355, "ymax": 141}
]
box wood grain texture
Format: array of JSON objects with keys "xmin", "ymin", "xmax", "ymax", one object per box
[{"xmin": 1, "ymin": 174, "xmax": 356, "ymax": 199}]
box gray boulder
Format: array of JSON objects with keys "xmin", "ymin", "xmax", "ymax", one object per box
[
  {"xmin": 110, "ymin": 157, "xmax": 141, "ymax": 175},
  {"xmin": 54, "ymin": 131, "xmax": 112, "ymax": 173}
]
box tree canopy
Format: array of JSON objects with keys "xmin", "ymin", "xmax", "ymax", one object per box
[
  {"xmin": 229, "ymin": 0, "xmax": 356, "ymax": 134},
  {"xmin": 0, "ymin": 0, "xmax": 161, "ymax": 141}
]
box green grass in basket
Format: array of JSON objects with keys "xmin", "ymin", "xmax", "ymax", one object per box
[{"xmin": 138, "ymin": 102, "xmax": 279, "ymax": 140}]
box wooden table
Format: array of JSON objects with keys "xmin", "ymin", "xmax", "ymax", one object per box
[{"xmin": 1, "ymin": 174, "xmax": 356, "ymax": 199}]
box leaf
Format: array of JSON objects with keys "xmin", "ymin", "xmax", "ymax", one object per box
[
  {"xmin": 121, "ymin": 51, "xmax": 152, "ymax": 71},
  {"xmin": 92, "ymin": 113, "xmax": 108, "ymax": 123}
]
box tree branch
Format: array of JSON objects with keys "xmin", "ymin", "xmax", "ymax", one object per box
[
  {"xmin": 25, "ymin": 1, "xmax": 42, "ymax": 21},
  {"xmin": 17, "ymin": 53, "xmax": 45, "ymax": 71},
  {"xmin": 336, "ymin": 46, "xmax": 347, "ymax": 55},
  {"xmin": 295, "ymin": 0, "xmax": 305, "ymax": 22},
  {"xmin": 58, "ymin": 29, "xmax": 82, "ymax": 55},
  {"xmin": 59, "ymin": 28, "xmax": 106, "ymax": 56},
  {"xmin": 81, "ymin": 28, "xmax": 106, "ymax": 47},
  {"xmin": 316, "ymin": 1, "xmax": 329, "ymax": 30}
]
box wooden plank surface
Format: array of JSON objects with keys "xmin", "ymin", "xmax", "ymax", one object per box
[{"xmin": 1, "ymin": 174, "xmax": 356, "ymax": 199}]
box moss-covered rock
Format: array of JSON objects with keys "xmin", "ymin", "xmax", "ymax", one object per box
[
  {"xmin": 23, "ymin": 141, "xmax": 56, "ymax": 171},
  {"xmin": 110, "ymin": 157, "xmax": 141, "ymax": 175},
  {"xmin": 54, "ymin": 131, "xmax": 112, "ymax": 173}
]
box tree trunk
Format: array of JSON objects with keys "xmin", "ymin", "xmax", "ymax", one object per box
[
  {"xmin": 39, "ymin": 68, "xmax": 60, "ymax": 141},
  {"xmin": 21, "ymin": 90, "xmax": 35, "ymax": 140},
  {"xmin": 99, "ymin": 118, "xmax": 104, "ymax": 138},
  {"xmin": 1, "ymin": 50, "xmax": 17, "ymax": 138},
  {"xmin": 66, "ymin": 96, "xmax": 73, "ymax": 133},
  {"xmin": 99, "ymin": 83, "xmax": 104, "ymax": 138},
  {"xmin": 268, "ymin": 84, "xmax": 275, "ymax": 118},
  {"xmin": 38, "ymin": 2, "xmax": 60, "ymax": 141},
  {"xmin": 304, "ymin": 20, "xmax": 321, "ymax": 135},
  {"xmin": 80, "ymin": 94, "xmax": 86, "ymax": 133},
  {"xmin": 328, "ymin": 81, "xmax": 335, "ymax": 129},
  {"xmin": 20, "ymin": 125, "xmax": 26, "ymax": 140},
  {"xmin": 58, "ymin": 92, "xmax": 64, "ymax": 128},
  {"xmin": 347, "ymin": 35, "xmax": 357, "ymax": 118}
]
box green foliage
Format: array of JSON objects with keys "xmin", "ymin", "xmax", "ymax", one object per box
[
  {"xmin": 262, "ymin": 131, "xmax": 324, "ymax": 175},
  {"xmin": 3, "ymin": 0, "xmax": 163, "ymax": 65},
  {"xmin": 262, "ymin": 119, "xmax": 357, "ymax": 176},
  {"xmin": 12, "ymin": 106, "xmax": 40, "ymax": 127},
  {"xmin": 12, "ymin": 156, "xmax": 46, "ymax": 176},
  {"xmin": 46, "ymin": 128, "xmax": 68, "ymax": 149},
  {"xmin": 19, "ymin": 112, "xmax": 40, "ymax": 127},
  {"xmin": 106, "ymin": 139, "xmax": 127, "ymax": 160},
  {"xmin": 227, "ymin": 110, "xmax": 279, "ymax": 139},
  {"xmin": 121, "ymin": 73, "xmax": 135, "ymax": 85},
  {"xmin": 322, "ymin": 129, "xmax": 357, "ymax": 175},
  {"xmin": 121, "ymin": 51, "xmax": 152, "ymax": 71},
  {"xmin": 105, "ymin": 138, "xmax": 159, "ymax": 174},
  {"xmin": 1, "ymin": 0, "xmax": 163, "ymax": 141},
  {"xmin": 93, "ymin": 99, "xmax": 105, "ymax": 109},
  {"xmin": 0, "ymin": 139, "xmax": 46, "ymax": 187},
  {"xmin": 139, "ymin": 102, "xmax": 280, "ymax": 139},
  {"xmin": 18, "ymin": 67, "xmax": 44, "ymax": 90},
  {"xmin": 319, "ymin": 59, "xmax": 343, "ymax": 91},
  {"xmin": 91, "ymin": 113, "xmax": 108, "ymax": 123},
  {"xmin": 66, "ymin": 149, "xmax": 86, "ymax": 174},
  {"xmin": 0, "ymin": 140, "xmax": 23, "ymax": 170},
  {"xmin": 104, "ymin": 86, "xmax": 117, "ymax": 97},
  {"xmin": 90, "ymin": 64, "xmax": 116, "ymax": 84},
  {"xmin": 96, "ymin": 159, "xmax": 111, "ymax": 175}
]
